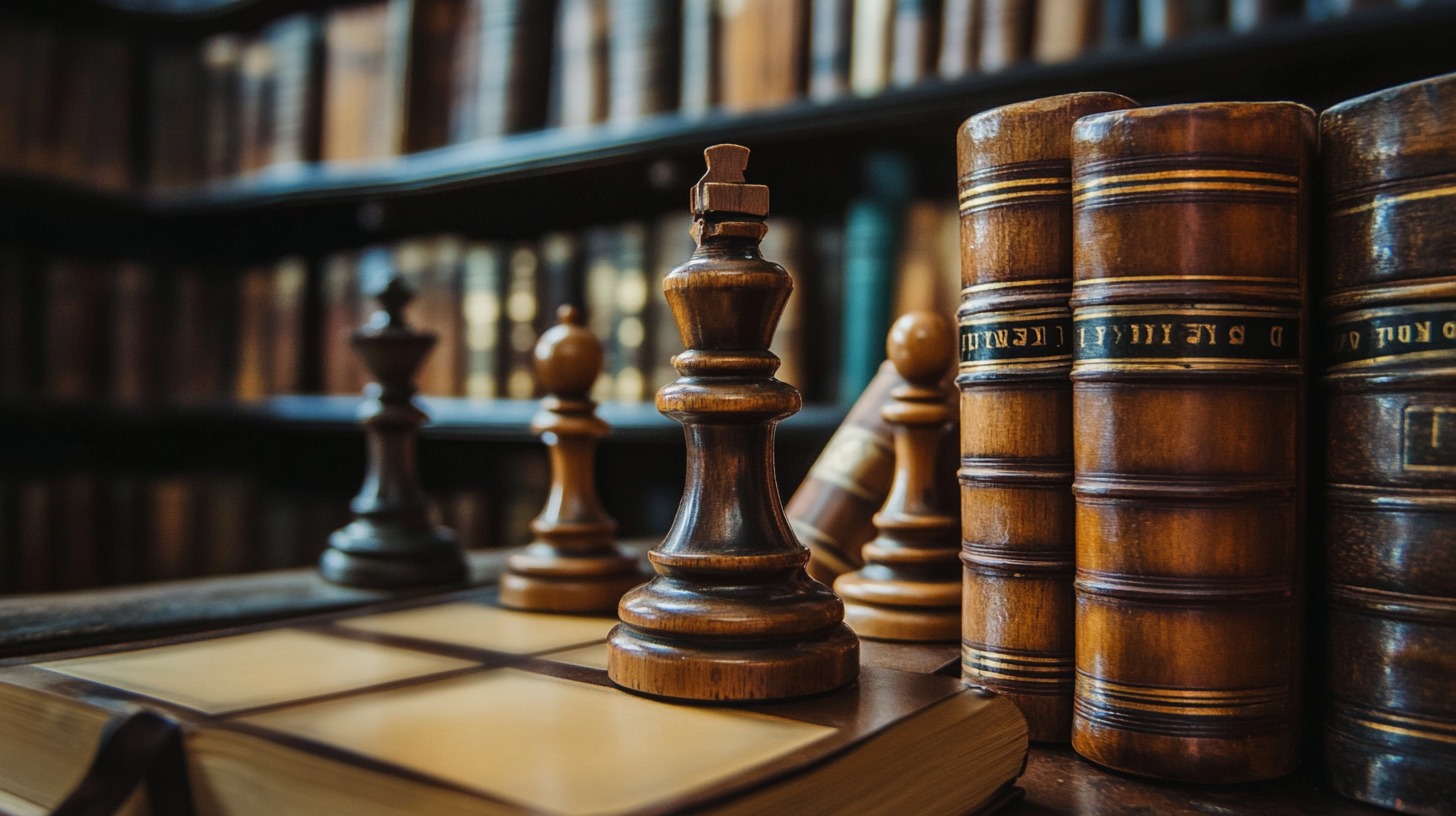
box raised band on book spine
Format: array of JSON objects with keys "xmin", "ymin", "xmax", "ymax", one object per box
[
  {"xmin": 956, "ymin": 92, "xmax": 1136, "ymax": 744},
  {"xmin": 1319, "ymin": 72, "xmax": 1456, "ymax": 816},
  {"xmin": 1069, "ymin": 101, "xmax": 1314, "ymax": 783}
]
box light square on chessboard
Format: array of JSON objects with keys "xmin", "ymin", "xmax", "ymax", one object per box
[
  {"xmin": 232, "ymin": 668, "xmax": 835, "ymax": 816},
  {"xmin": 335, "ymin": 601, "xmax": 617, "ymax": 654},
  {"xmin": 37, "ymin": 630, "xmax": 476, "ymax": 715},
  {"xmin": 540, "ymin": 643, "xmax": 610, "ymax": 669}
]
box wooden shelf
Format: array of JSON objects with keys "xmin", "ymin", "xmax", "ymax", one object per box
[{"xmin": 4, "ymin": 4, "xmax": 1454, "ymax": 262}]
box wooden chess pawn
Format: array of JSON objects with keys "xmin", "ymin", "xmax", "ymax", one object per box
[
  {"xmin": 501, "ymin": 306, "xmax": 644, "ymax": 613},
  {"xmin": 607, "ymin": 144, "xmax": 859, "ymax": 702},
  {"xmin": 320, "ymin": 275, "xmax": 467, "ymax": 589},
  {"xmin": 835, "ymin": 312, "xmax": 961, "ymax": 641}
]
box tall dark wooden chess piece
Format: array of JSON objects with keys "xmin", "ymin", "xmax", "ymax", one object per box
[
  {"xmin": 501, "ymin": 305, "xmax": 644, "ymax": 613},
  {"xmin": 319, "ymin": 275, "xmax": 467, "ymax": 588},
  {"xmin": 834, "ymin": 312, "xmax": 960, "ymax": 641},
  {"xmin": 607, "ymin": 144, "xmax": 859, "ymax": 702}
]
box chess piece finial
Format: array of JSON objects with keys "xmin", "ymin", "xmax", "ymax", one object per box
[
  {"xmin": 607, "ymin": 145, "xmax": 859, "ymax": 701},
  {"xmin": 500, "ymin": 305, "xmax": 644, "ymax": 612},
  {"xmin": 319, "ymin": 269, "xmax": 467, "ymax": 588},
  {"xmin": 834, "ymin": 312, "xmax": 960, "ymax": 640}
]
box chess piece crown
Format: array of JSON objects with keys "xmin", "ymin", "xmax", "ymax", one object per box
[{"xmin": 606, "ymin": 144, "xmax": 859, "ymax": 702}]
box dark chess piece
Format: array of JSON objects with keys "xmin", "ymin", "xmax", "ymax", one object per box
[
  {"xmin": 319, "ymin": 274, "xmax": 467, "ymax": 588},
  {"xmin": 834, "ymin": 312, "xmax": 961, "ymax": 641},
  {"xmin": 500, "ymin": 305, "xmax": 644, "ymax": 613},
  {"xmin": 607, "ymin": 144, "xmax": 859, "ymax": 702}
]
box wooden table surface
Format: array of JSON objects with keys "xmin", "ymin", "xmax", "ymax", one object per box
[{"xmin": 1013, "ymin": 745, "xmax": 1388, "ymax": 815}]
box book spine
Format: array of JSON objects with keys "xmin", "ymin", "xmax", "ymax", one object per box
[
  {"xmin": 808, "ymin": 0, "xmax": 853, "ymax": 101},
  {"xmin": 977, "ymin": 0, "xmax": 1032, "ymax": 71},
  {"xmin": 552, "ymin": 0, "xmax": 611, "ymax": 128},
  {"xmin": 787, "ymin": 360, "xmax": 902, "ymax": 583},
  {"xmin": 462, "ymin": 241, "xmax": 504, "ymax": 399},
  {"xmin": 937, "ymin": 0, "xmax": 979, "ymax": 78},
  {"xmin": 266, "ymin": 13, "xmax": 317, "ymax": 169},
  {"xmin": 679, "ymin": 0, "xmax": 719, "ymax": 115},
  {"xmin": 1319, "ymin": 73, "xmax": 1456, "ymax": 815},
  {"xmin": 607, "ymin": 0, "xmax": 681, "ymax": 123},
  {"xmin": 839, "ymin": 151, "xmax": 912, "ymax": 404},
  {"xmin": 890, "ymin": 0, "xmax": 940, "ymax": 87},
  {"xmin": 956, "ymin": 92, "xmax": 1137, "ymax": 744},
  {"xmin": 474, "ymin": 0, "xmax": 554, "ymax": 139},
  {"xmin": 1069, "ymin": 101, "xmax": 1313, "ymax": 782},
  {"xmin": 406, "ymin": 0, "xmax": 467, "ymax": 151},
  {"xmin": 849, "ymin": 0, "xmax": 894, "ymax": 96},
  {"xmin": 503, "ymin": 242, "xmax": 542, "ymax": 399}
]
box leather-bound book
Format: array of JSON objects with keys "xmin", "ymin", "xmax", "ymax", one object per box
[
  {"xmin": 404, "ymin": 0, "xmax": 467, "ymax": 151},
  {"xmin": 321, "ymin": 0, "xmax": 411, "ymax": 162},
  {"xmin": 1032, "ymin": 0, "xmax": 1098, "ymax": 63},
  {"xmin": 719, "ymin": 0, "xmax": 808, "ymax": 112},
  {"xmin": 606, "ymin": 0, "xmax": 680, "ymax": 123},
  {"xmin": 957, "ymin": 93, "xmax": 1137, "ymax": 744},
  {"xmin": 469, "ymin": 0, "xmax": 555, "ymax": 139},
  {"xmin": 808, "ymin": 0, "xmax": 853, "ymax": 101},
  {"xmin": 146, "ymin": 42, "xmax": 204, "ymax": 190},
  {"xmin": 679, "ymin": 0, "xmax": 719, "ymax": 115},
  {"xmin": 1320, "ymin": 73, "xmax": 1456, "ymax": 815},
  {"xmin": 890, "ymin": 0, "xmax": 941, "ymax": 87},
  {"xmin": 977, "ymin": 0, "xmax": 1032, "ymax": 71},
  {"xmin": 787, "ymin": 360, "xmax": 902, "ymax": 583},
  {"xmin": 1070, "ymin": 101, "xmax": 1313, "ymax": 782},
  {"xmin": 550, "ymin": 0, "xmax": 610, "ymax": 128},
  {"xmin": 937, "ymin": 0, "xmax": 979, "ymax": 79}
]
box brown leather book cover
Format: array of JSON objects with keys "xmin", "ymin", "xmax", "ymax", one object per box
[
  {"xmin": 719, "ymin": 0, "xmax": 808, "ymax": 112},
  {"xmin": 321, "ymin": 0, "xmax": 411, "ymax": 162},
  {"xmin": 1319, "ymin": 72, "xmax": 1456, "ymax": 816},
  {"xmin": 320, "ymin": 251, "xmax": 367, "ymax": 395},
  {"xmin": 470, "ymin": 0, "xmax": 555, "ymax": 140},
  {"xmin": 787, "ymin": 361, "xmax": 902, "ymax": 583},
  {"xmin": 200, "ymin": 32, "xmax": 243, "ymax": 182},
  {"xmin": 606, "ymin": 0, "xmax": 681, "ymax": 123},
  {"xmin": 43, "ymin": 259, "xmax": 106, "ymax": 403},
  {"xmin": 550, "ymin": 0, "xmax": 611, "ymax": 128},
  {"xmin": 937, "ymin": 0, "xmax": 979, "ymax": 79},
  {"xmin": 1032, "ymin": 0, "xmax": 1098, "ymax": 63},
  {"xmin": 235, "ymin": 36, "xmax": 277, "ymax": 176},
  {"xmin": 956, "ymin": 93, "xmax": 1137, "ymax": 744},
  {"xmin": 405, "ymin": 0, "xmax": 468, "ymax": 152},
  {"xmin": 1069, "ymin": 101, "xmax": 1313, "ymax": 782},
  {"xmin": 111, "ymin": 262, "xmax": 159, "ymax": 405},
  {"xmin": 147, "ymin": 41, "xmax": 205, "ymax": 190},
  {"xmin": 1137, "ymin": 0, "xmax": 1225, "ymax": 46},
  {"xmin": 269, "ymin": 257, "xmax": 309, "ymax": 395},
  {"xmin": 891, "ymin": 0, "xmax": 941, "ymax": 87},
  {"xmin": 234, "ymin": 264, "xmax": 275, "ymax": 400},
  {"xmin": 977, "ymin": 0, "xmax": 1032, "ymax": 71}
]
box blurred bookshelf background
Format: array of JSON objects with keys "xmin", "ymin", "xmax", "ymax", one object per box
[{"xmin": 0, "ymin": 0, "xmax": 1453, "ymax": 594}]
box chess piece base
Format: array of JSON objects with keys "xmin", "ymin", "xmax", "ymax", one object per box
[
  {"xmin": 320, "ymin": 522, "xmax": 467, "ymax": 589},
  {"xmin": 500, "ymin": 546, "xmax": 645, "ymax": 613},
  {"xmin": 835, "ymin": 573, "xmax": 960, "ymax": 642},
  {"xmin": 606, "ymin": 623, "xmax": 859, "ymax": 702}
]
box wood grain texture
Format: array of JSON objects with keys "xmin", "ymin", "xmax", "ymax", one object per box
[
  {"xmin": 1069, "ymin": 101, "xmax": 1315, "ymax": 782},
  {"xmin": 500, "ymin": 306, "xmax": 645, "ymax": 612},
  {"xmin": 835, "ymin": 312, "xmax": 960, "ymax": 642},
  {"xmin": 606, "ymin": 145, "xmax": 859, "ymax": 701},
  {"xmin": 1319, "ymin": 72, "xmax": 1456, "ymax": 816},
  {"xmin": 957, "ymin": 93, "xmax": 1137, "ymax": 743}
]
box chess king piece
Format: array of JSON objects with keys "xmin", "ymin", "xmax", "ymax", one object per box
[
  {"xmin": 607, "ymin": 144, "xmax": 859, "ymax": 702},
  {"xmin": 500, "ymin": 306, "xmax": 644, "ymax": 612},
  {"xmin": 835, "ymin": 312, "xmax": 961, "ymax": 641},
  {"xmin": 320, "ymin": 274, "xmax": 467, "ymax": 588}
]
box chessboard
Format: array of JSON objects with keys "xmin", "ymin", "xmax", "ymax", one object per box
[{"xmin": 0, "ymin": 586, "xmax": 1024, "ymax": 816}]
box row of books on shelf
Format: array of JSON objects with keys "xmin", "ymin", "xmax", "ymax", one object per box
[
  {"xmin": 0, "ymin": 0, "xmax": 1433, "ymax": 192},
  {"xmin": 0, "ymin": 189, "xmax": 961, "ymax": 407},
  {"xmin": 0, "ymin": 470, "xmax": 550, "ymax": 595}
]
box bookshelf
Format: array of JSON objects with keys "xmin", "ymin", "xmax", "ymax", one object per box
[{"xmin": 1, "ymin": 1, "xmax": 1453, "ymax": 593}]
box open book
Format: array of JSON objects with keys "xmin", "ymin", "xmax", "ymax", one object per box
[{"xmin": 0, "ymin": 591, "xmax": 1028, "ymax": 816}]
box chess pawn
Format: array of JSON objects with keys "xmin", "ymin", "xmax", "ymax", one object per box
[
  {"xmin": 320, "ymin": 275, "xmax": 467, "ymax": 588},
  {"xmin": 835, "ymin": 312, "xmax": 961, "ymax": 641},
  {"xmin": 607, "ymin": 144, "xmax": 859, "ymax": 702},
  {"xmin": 500, "ymin": 306, "xmax": 644, "ymax": 613}
]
